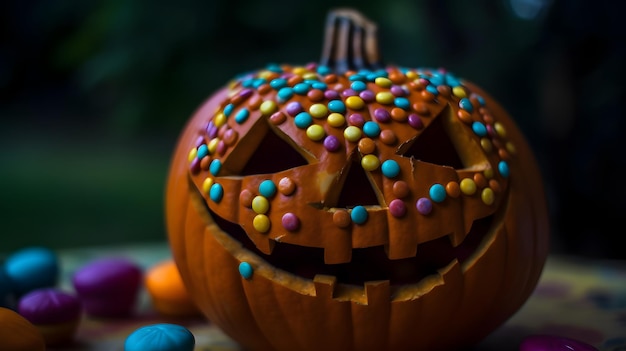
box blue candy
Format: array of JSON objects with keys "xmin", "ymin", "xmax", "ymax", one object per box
[
  {"xmin": 125, "ymin": 323, "xmax": 195, "ymax": 351},
  {"xmin": 4, "ymin": 247, "xmax": 58, "ymax": 296}
]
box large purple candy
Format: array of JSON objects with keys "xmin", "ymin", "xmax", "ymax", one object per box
[
  {"xmin": 18, "ymin": 288, "xmax": 82, "ymax": 345},
  {"xmin": 72, "ymin": 257, "xmax": 142, "ymax": 318},
  {"xmin": 520, "ymin": 335, "xmax": 599, "ymax": 351},
  {"xmin": 18, "ymin": 288, "xmax": 81, "ymax": 324}
]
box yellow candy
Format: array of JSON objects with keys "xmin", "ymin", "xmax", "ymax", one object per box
[
  {"xmin": 345, "ymin": 96, "xmax": 365, "ymax": 110},
  {"xmin": 361, "ymin": 154, "xmax": 380, "ymax": 171},
  {"xmin": 302, "ymin": 73, "xmax": 318, "ymax": 80},
  {"xmin": 480, "ymin": 138, "xmax": 493, "ymax": 153},
  {"xmin": 208, "ymin": 138, "xmax": 219, "ymax": 154},
  {"xmin": 374, "ymin": 77, "xmax": 392, "ymax": 88},
  {"xmin": 253, "ymin": 214, "xmax": 271, "ymax": 233},
  {"xmin": 452, "ymin": 86, "xmax": 467, "ymax": 98},
  {"xmin": 309, "ymin": 104, "xmax": 328, "ymax": 118},
  {"xmin": 481, "ymin": 188, "xmax": 495, "ymax": 205},
  {"xmin": 252, "ymin": 196, "xmax": 269, "ymax": 214},
  {"xmin": 506, "ymin": 142, "xmax": 517, "ymax": 154},
  {"xmin": 306, "ymin": 125, "xmax": 325, "ymax": 141},
  {"xmin": 494, "ymin": 122, "xmax": 507, "ymax": 137},
  {"xmin": 258, "ymin": 70, "xmax": 273, "ymax": 80},
  {"xmin": 202, "ymin": 178, "xmax": 214, "ymax": 194},
  {"xmin": 188, "ymin": 148, "xmax": 197, "ymax": 162},
  {"xmin": 460, "ymin": 178, "xmax": 477, "ymax": 195},
  {"xmin": 214, "ymin": 112, "xmax": 227, "ymax": 127},
  {"xmin": 344, "ymin": 126, "xmax": 362, "ymax": 142},
  {"xmin": 260, "ymin": 100, "xmax": 277, "ymax": 116},
  {"xmin": 405, "ymin": 71, "xmax": 417, "ymax": 80},
  {"xmin": 484, "ymin": 168, "xmax": 494, "ymax": 179},
  {"xmin": 327, "ymin": 113, "xmax": 345, "ymax": 127},
  {"xmin": 375, "ymin": 92, "xmax": 394, "ymax": 105},
  {"xmin": 293, "ymin": 67, "xmax": 308, "ymax": 76}
]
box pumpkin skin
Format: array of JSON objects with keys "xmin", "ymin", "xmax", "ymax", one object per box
[{"xmin": 166, "ymin": 9, "xmax": 549, "ymax": 351}]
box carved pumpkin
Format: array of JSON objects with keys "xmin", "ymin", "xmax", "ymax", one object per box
[{"xmin": 166, "ymin": 8, "xmax": 549, "ymax": 351}]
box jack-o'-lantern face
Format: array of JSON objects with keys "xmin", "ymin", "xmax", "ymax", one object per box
[{"xmin": 166, "ymin": 9, "xmax": 549, "ymax": 351}]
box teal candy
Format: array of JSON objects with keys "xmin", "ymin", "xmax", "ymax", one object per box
[
  {"xmin": 239, "ymin": 262, "xmax": 253, "ymax": 279},
  {"xmin": 350, "ymin": 205, "xmax": 368, "ymax": 224},
  {"xmin": 209, "ymin": 183, "xmax": 224, "ymax": 203},
  {"xmin": 125, "ymin": 323, "xmax": 195, "ymax": 351},
  {"xmin": 4, "ymin": 247, "xmax": 58, "ymax": 295},
  {"xmin": 429, "ymin": 184, "xmax": 447, "ymax": 203},
  {"xmin": 258, "ymin": 180, "xmax": 277, "ymax": 198}
]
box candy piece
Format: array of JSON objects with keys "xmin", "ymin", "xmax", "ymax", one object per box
[
  {"xmin": 519, "ymin": 335, "xmax": 599, "ymax": 351},
  {"xmin": 124, "ymin": 323, "xmax": 195, "ymax": 351},
  {"xmin": 72, "ymin": 257, "xmax": 142, "ymax": 318},
  {"xmin": 18, "ymin": 288, "xmax": 81, "ymax": 346},
  {"xmin": 145, "ymin": 260, "xmax": 200, "ymax": 317},
  {"xmin": 0, "ymin": 307, "xmax": 46, "ymax": 351},
  {"xmin": 4, "ymin": 247, "xmax": 58, "ymax": 296}
]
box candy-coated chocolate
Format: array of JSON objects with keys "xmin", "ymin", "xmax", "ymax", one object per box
[
  {"xmin": 18, "ymin": 288, "xmax": 81, "ymax": 345},
  {"xmin": 72, "ymin": 257, "xmax": 141, "ymax": 318},
  {"xmin": 4, "ymin": 247, "xmax": 58, "ymax": 296},
  {"xmin": 124, "ymin": 323, "xmax": 195, "ymax": 351},
  {"xmin": 145, "ymin": 260, "xmax": 200, "ymax": 317}
]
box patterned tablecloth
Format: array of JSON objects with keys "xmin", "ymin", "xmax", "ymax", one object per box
[{"xmin": 49, "ymin": 242, "xmax": 625, "ymax": 351}]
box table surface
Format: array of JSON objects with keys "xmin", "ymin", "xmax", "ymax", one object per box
[{"xmin": 48, "ymin": 242, "xmax": 626, "ymax": 351}]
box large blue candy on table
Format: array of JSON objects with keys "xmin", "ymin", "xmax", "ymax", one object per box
[{"xmin": 4, "ymin": 247, "xmax": 59, "ymax": 296}]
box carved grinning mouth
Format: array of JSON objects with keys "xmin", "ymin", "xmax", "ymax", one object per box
[{"xmin": 200, "ymin": 191, "xmax": 495, "ymax": 288}]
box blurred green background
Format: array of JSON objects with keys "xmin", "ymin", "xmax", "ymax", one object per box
[{"xmin": 1, "ymin": 0, "xmax": 624, "ymax": 259}]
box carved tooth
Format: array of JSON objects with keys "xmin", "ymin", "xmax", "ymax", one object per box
[
  {"xmin": 365, "ymin": 280, "xmax": 391, "ymax": 305},
  {"xmin": 314, "ymin": 274, "xmax": 337, "ymax": 299},
  {"xmin": 324, "ymin": 245, "xmax": 352, "ymax": 264}
]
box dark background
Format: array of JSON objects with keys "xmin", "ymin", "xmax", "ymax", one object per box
[{"xmin": 1, "ymin": 0, "xmax": 624, "ymax": 259}]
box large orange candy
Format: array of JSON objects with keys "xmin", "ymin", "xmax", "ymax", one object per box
[{"xmin": 166, "ymin": 9, "xmax": 549, "ymax": 351}]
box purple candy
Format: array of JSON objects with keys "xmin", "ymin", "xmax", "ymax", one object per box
[
  {"xmin": 416, "ymin": 197, "xmax": 432, "ymax": 215},
  {"xmin": 281, "ymin": 213, "xmax": 300, "ymax": 231},
  {"xmin": 519, "ymin": 335, "xmax": 599, "ymax": 351},
  {"xmin": 286, "ymin": 102, "xmax": 303, "ymax": 117},
  {"xmin": 18, "ymin": 288, "xmax": 81, "ymax": 324},
  {"xmin": 323, "ymin": 135, "xmax": 341, "ymax": 152},
  {"xmin": 359, "ymin": 90, "xmax": 375, "ymax": 102},
  {"xmin": 408, "ymin": 113, "xmax": 424, "ymax": 129},
  {"xmin": 390, "ymin": 85, "xmax": 406, "ymax": 96},
  {"xmin": 342, "ymin": 88, "xmax": 357, "ymax": 97},
  {"xmin": 324, "ymin": 90, "xmax": 340, "ymax": 100},
  {"xmin": 72, "ymin": 258, "xmax": 142, "ymax": 318},
  {"xmin": 374, "ymin": 108, "xmax": 391, "ymax": 123},
  {"xmin": 348, "ymin": 113, "xmax": 365, "ymax": 127}
]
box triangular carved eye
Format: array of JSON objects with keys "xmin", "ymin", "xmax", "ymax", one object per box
[
  {"xmin": 399, "ymin": 114, "xmax": 464, "ymax": 169},
  {"xmin": 240, "ymin": 127, "xmax": 308, "ymax": 176},
  {"xmin": 397, "ymin": 104, "xmax": 486, "ymax": 170}
]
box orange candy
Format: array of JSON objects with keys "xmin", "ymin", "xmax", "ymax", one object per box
[{"xmin": 145, "ymin": 260, "xmax": 200, "ymax": 317}]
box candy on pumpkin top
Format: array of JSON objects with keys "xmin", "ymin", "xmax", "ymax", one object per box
[{"xmin": 184, "ymin": 9, "xmax": 516, "ymax": 266}]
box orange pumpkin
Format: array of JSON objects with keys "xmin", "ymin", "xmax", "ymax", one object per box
[{"xmin": 166, "ymin": 8, "xmax": 549, "ymax": 351}]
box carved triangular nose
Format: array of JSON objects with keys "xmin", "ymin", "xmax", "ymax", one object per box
[
  {"xmin": 325, "ymin": 152, "xmax": 382, "ymax": 209},
  {"xmin": 338, "ymin": 157, "xmax": 381, "ymax": 208}
]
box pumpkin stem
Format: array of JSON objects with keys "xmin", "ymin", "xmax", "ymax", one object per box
[{"xmin": 320, "ymin": 8, "xmax": 383, "ymax": 74}]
